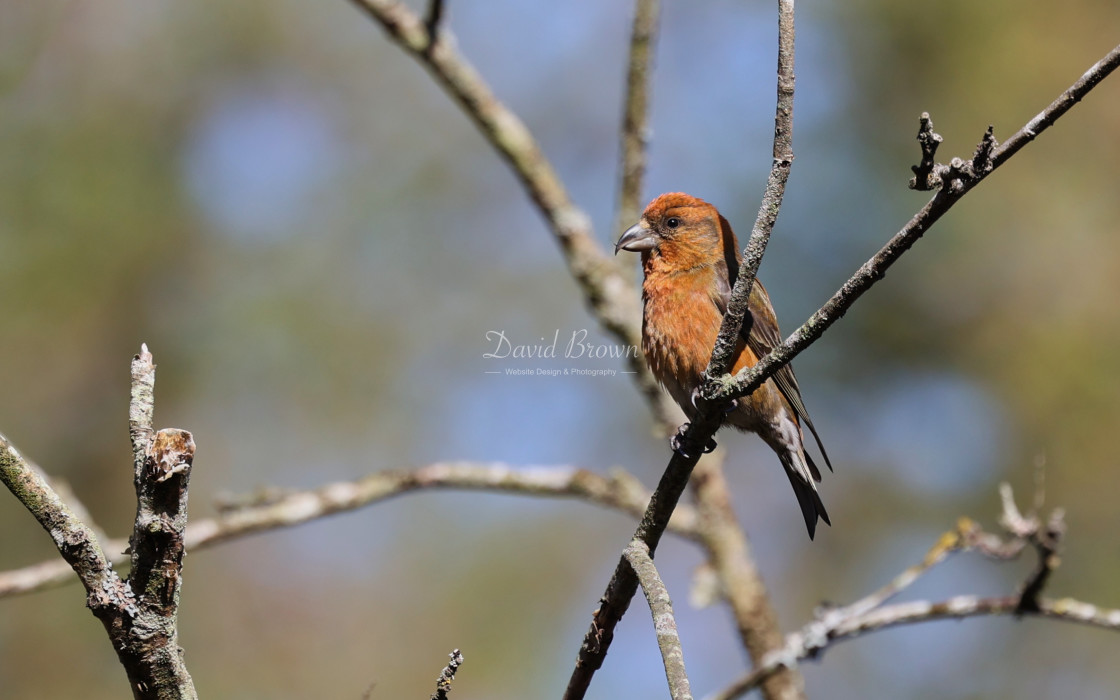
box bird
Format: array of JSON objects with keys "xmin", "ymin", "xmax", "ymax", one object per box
[{"xmin": 615, "ymin": 192, "xmax": 832, "ymax": 538}]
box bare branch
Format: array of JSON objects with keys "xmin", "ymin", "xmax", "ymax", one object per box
[
  {"xmin": 707, "ymin": 484, "xmax": 1117, "ymax": 700},
  {"xmin": 564, "ymin": 428, "xmax": 717, "ymax": 699},
  {"xmin": 625, "ymin": 540, "xmax": 693, "ymax": 700},
  {"xmin": 347, "ymin": 0, "xmax": 673, "ymax": 425},
  {"xmin": 615, "ymin": 0, "xmax": 661, "ymax": 233},
  {"xmin": 0, "ymin": 463, "xmax": 700, "ymax": 598},
  {"xmin": 127, "ymin": 347, "xmax": 195, "ymax": 633},
  {"xmin": 430, "ymin": 648, "xmax": 464, "ymax": 700},
  {"xmin": 710, "ymin": 594, "xmax": 1120, "ymax": 700},
  {"xmin": 2, "ymin": 345, "xmax": 198, "ymax": 699}
]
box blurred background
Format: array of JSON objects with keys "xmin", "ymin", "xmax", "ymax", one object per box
[{"xmin": 2, "ymin": 0, "xmax": 1119, "ymax": 698}]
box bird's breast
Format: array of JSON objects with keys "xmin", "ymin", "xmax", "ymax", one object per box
[{"xmin": 641, "ymin": 273, "xmax": 727, "ymax": 410}]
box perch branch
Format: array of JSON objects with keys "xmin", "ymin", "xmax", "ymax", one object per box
[{"xmin": 565, "ymin": 4, "xmax": 802, "ymax": 697}]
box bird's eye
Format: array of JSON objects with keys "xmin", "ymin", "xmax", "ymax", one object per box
[{"xmin": 666, "ymin": 217, "xmax": 681, "ymax": 229}]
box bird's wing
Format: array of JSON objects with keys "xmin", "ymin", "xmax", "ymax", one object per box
[{"xmin": 712, "ymin": 259, "xmax": 833, "ymax": 474}]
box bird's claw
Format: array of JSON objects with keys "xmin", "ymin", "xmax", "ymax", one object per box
[
  {"xmin": 690, "ymin": 387, "xmax": 738, "ymax": 415},
  {"xmin": 670, "ymin": 422, "xmax": 718, "ymax": 458}
]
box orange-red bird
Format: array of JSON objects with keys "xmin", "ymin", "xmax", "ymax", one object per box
[{"xmin": 616, "ymin": 192, "xmax": 832, "ymax": 538}]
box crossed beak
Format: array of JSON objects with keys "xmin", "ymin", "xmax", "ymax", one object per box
[{"xmin": 614, "ymin": 222, "xmax": 658, "ymax": 255}]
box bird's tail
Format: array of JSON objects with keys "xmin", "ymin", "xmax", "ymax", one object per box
[{"xmin": 779, "ymin": 450, "xmax": 831, "ymax": 540}]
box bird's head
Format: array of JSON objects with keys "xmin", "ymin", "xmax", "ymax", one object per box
[{"xmin": 615, "ymin": 192, "xmax": 739, "ymax": 272}]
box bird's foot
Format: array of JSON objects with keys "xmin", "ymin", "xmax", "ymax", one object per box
[{"xmin": 670, "ymin": 422, "xmax": 718, "ymax": 458}]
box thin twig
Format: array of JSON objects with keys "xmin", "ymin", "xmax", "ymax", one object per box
[
  {"xmin": 908, "ymin": 112, "xmax": 943, "ymax": 190},
  {"xmin": 0, "ymin": 463, "xmax": 701, "ymax": 598},
  {"xmin": 841, "ymin": 527, "xmax": 965, "ymax": 619},
  {"xmin": 423, "ymin": 0, "xmax": 445, "ymax": 43},
  {"xmin": 564, "ymin": 421, "xmax": 719, "ymax": 700},
  {"xmin": 615, "ymin": 0, "xmax": 661, "ymax": 234},
  {"xmin": 625, "ymin": 540, "xmax": 693, "ymax": 700}
]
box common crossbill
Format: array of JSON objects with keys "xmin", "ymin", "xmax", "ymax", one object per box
[{"xmin": 616, "ymin": 192, "xmax": 831, "ymax": 538}]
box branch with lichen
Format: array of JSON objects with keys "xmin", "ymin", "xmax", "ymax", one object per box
[
  {"xmin": 1, "ymin": 345, "xmax": 198, "ymax": 700},
  {"xmin": 430, "ymin": 648, "xmax": 464, "ymax": 700},
  {"xmin": 625, "ymin": 539, "xmax": 693, "ymax": 700}
]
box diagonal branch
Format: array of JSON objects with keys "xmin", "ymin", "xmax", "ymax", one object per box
[
  {"xmin": 0, "ymin": 434, "xmax": 117, "ymax": 600},
  {"xmin": 708, "ymin": 594, "xmax": 1120, "ymax": 700},
  {"xmin": 0, "ymin": 463, "xmax": 701, "ymax": 598},
  {"xmin": 347, "ymin": 0, "xmax": 671, "ymax": 425},
  {"xmin": 706, "ymin": 483, "xmax": 1119, "ymax": 700},
  {"xmin": 991, "ymin": 44, "xmax": 1120, "ymax": 167},
  {"xmin": 703, "ymin": 41, "xmax": 1120, "ymax": 406},
  {"xmin": 625, "ymin": 539, "xmax": 693, "ymax": 700}
]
